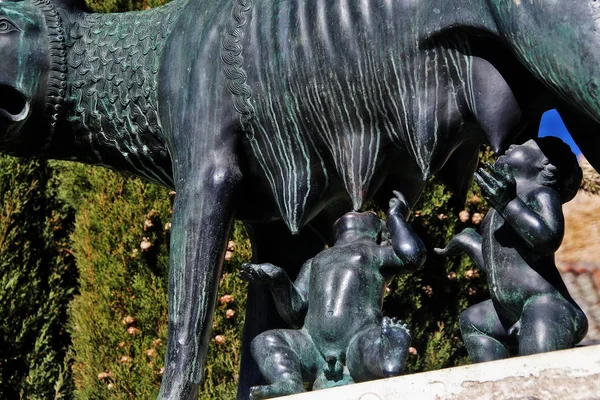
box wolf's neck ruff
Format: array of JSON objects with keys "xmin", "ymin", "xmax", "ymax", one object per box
[
  {"xmin": 35, "ymin": 0, "xmax": 68, "ymax": 152},
  {"xmin": 52, "ymin": 1, "xmax": 184, "ymax": 187},
  {"xmin": 222, "ymin": 0, "xmax": 255, "ymax": 130}
]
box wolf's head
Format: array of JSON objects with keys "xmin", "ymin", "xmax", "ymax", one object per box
[{"xmin": 0, "ymin": 0, "xmax": 69, "ymax": 156}]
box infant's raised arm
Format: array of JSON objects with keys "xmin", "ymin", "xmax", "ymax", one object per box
[
  {"xmin": 380, "ymin": 191, "xmax": 426, "ymax": 273},
  {"xmin": 501, "ymin": 187, "xmax": 564, "ymax": 253}
]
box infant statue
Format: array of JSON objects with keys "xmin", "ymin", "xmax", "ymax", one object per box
[
  {"xmin": 436, "ymin": 137, "xmax": 588, "ymax": 362},
  {"xmin": 239, "ymin": 191, "xmax": 426, "ymax": 399}
]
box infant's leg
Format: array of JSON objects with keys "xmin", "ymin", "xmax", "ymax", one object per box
[
  {"xmin": 249, "ymin": 329, "xmax": 320, "ymax": 400},
  {"xmin": 519, "ymin": 294, "xmax": 588, "ymax": 356},
  {"xmin": 460, "ymin": 299, "xmax": 512, "ymax": 362},
  {"xmin": 346, "ymin": 317, "xmax": 411, "ymax": 382}
]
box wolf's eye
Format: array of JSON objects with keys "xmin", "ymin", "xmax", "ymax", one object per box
[{"xmin": 0, "ymin": 18, "xmax": 20, "ymax": 34}]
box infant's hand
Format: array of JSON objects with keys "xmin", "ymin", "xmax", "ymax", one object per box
[
  {"xmin": 388, "ymin": 190, "xmax": 410, "ymax": 220},
  {"xmin": 238, "ymin": 263, "xmax": 287, "ymax": 285},
  {"xmin": 323, "ymin": 356, "xmax": 344, "ymax": 382},
  {"xmin": 474, "ymin": 163, "xmax": 516, "ymax": 212}
]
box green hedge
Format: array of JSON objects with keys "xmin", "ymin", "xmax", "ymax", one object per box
[
  {"xmin": 0, "ymin": 157, "xmax": 77, "ymax": 399},
  {"xmin": 58, "ymin": 163, "xmax": 251, "ymax": 399}
]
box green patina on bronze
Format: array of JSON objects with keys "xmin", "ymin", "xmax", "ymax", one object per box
[
  {"xmin": 0, "ymin": 0, "xmax": 184, "ymax": 185},
  {"xmin": 60, "ymin": 0, "xmax": 184, "ymax": 187},
  {"xmin": 436, "ymin": 137, "xmax": 587, "ymax": 361},
  {"xmin": 239, "ymin": 192, "xmax": 425, "ymax": 398},
  {"xmin": 1, "ymin": 0, "xmax": 600, "ymax": 398}
]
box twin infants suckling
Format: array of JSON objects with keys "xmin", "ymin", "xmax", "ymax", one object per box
[{"xmin": 238, "ymin": 137, "xmax": 588, "ymax": 399}]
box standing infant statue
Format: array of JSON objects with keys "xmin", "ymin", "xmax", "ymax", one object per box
[
  {"xmin": 238, "ymin": 192, "xmax": 426, "ymax": 399},
  {"xmin": 436, "ymin": 137, "xmax": 588, "ymax": 362}
]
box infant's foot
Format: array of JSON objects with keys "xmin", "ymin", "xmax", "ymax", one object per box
[
  {"xmin": 249, "ymin": 381, "xmax": 305, "ymax": 400},
  {"xmin": 323, "ymin": 356, "xmax": 344, "ymax": 382},
  {"xmin": 434, "ymin": 228, "xmax": 479, "ymax": 256},
  {"xmin": 380, "ymin": 317, "xmax": 411, "ymax": 377},
  {"xmin": 314, "ymin": 360, "xmax": 354, "ymax": 390}
]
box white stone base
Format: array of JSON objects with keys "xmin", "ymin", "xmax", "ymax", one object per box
[{"xmin": 276, "ymin": 345, "xmax": 600, "ymax": 400}]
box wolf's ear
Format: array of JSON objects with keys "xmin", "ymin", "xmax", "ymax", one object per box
[{"xmin": 51, "ymin": 0, "xmax": 89, "ymax": 12}]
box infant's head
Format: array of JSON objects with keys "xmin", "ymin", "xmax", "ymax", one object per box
[
  {"xmin": 333, "ymin": 211, "xmax": 383, "ymax": 243},
  {"xmin": 499, "ymin": 137, "xmax": 581, "ymax": 203},
  {"xmin": 535, "ymin": 137, "xmax": 581, "ymax": 202}
]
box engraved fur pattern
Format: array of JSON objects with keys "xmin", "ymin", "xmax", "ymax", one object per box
[
  {"xmin": 63, "ymin": 1, "xmax": 185, "ymax": 186},
  {"xmin": 35, "ymin": 0, "xmax": 68, "ymax": 148},
  {"xmin": 233, "ymin": 0, "xmax": 478, "ymax": 231},
  {"xmin": 221, "ymin": 0, "xmax": 255, "ymax": 128}
]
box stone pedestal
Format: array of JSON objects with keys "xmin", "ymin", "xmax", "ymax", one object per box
[{"xmin": 277, "ymin": 345, "xmax": 600, "ymax": 399}]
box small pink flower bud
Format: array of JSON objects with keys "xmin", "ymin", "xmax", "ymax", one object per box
[
  {"xmin": 464, "ymin": 270, "xmax": 480, "ymax": 280},
  {"xmin": 140, "ymin": 238, "xmax": 152, "ymax": 251},
  {"xmin": 143, "ymin": 219, "xmax": 153, "ymax": 231},
  {"xmin": 98, "ymin": 372, "xmax": 112, "ymax": 380},
  {"xmin": 422, "ymin": 285, "xmax": 433, "ymax": 297},
  {"xmin": 214, "ymin": 335, "xmax": 225, "ymax": 345},
  {"xmin": 127, "ymin": 326, "xmax": 140, "ymax": 336}
]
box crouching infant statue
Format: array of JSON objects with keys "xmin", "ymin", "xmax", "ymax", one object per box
[
  {"xmin": 436, "ymin": 137, "xmax": 588, "ymax": 362},
  {"xmin": 238, "ymin": 192, "xmax": 426, "ymax": 399}
]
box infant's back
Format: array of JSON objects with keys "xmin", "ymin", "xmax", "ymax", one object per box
[{"xmin": 303, "ymin": 243, "xmax": 385, "ymax": 356}]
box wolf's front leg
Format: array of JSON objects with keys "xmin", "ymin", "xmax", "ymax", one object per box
[{"xmin": 158, "ymin": 162, "xmax": 242, "ymax": 399}]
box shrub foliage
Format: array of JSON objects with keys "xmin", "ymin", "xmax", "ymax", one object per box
[
  {"xmin": 60, "ymin": 163, "xmax": 251, "ymax": 398},
  {"xmin": 0, "ymin": 157, "xmax": 76, "ymax": 399}
]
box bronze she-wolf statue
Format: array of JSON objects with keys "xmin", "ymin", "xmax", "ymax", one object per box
[{"xmin": 1, "ymin": 0, "xmax": 599, "ymax": 398}]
